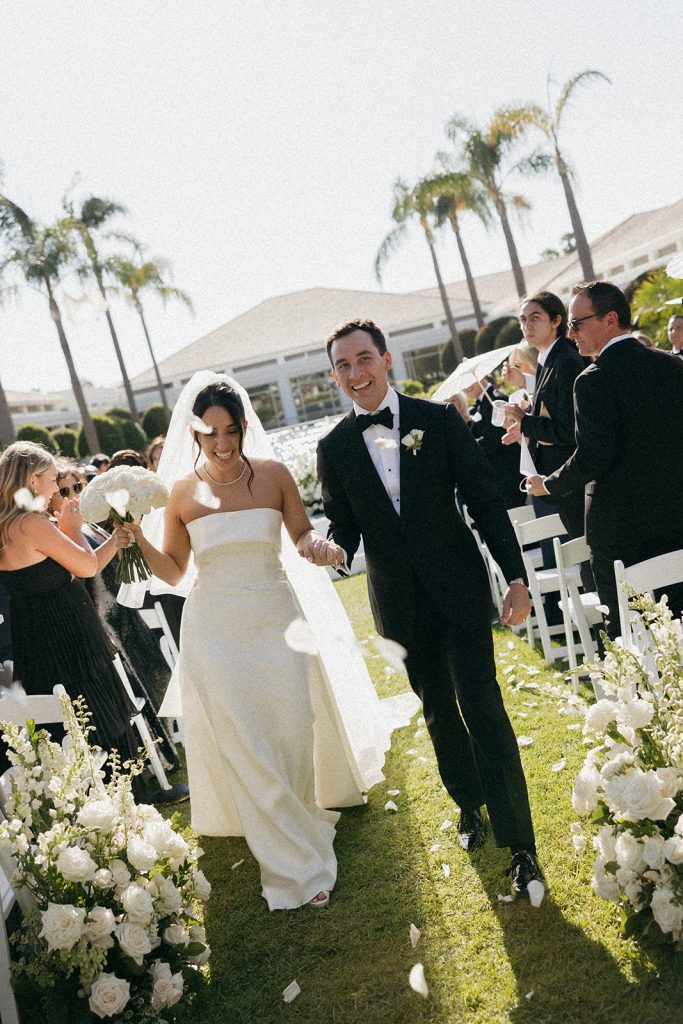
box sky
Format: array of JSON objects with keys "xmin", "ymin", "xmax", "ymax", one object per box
[{"xmin": 1, "ymin": 1, "xmax": 681, "ymax": 394}]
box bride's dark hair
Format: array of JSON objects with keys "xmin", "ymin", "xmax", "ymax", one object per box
[{"xmin": 191, "ymin": 382, "xmax": 255, "ymax": 490}]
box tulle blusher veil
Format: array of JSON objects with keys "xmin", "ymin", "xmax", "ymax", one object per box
[{"xmin": 118, "ymin": 371, "xmax": 392, "ymax": 797}]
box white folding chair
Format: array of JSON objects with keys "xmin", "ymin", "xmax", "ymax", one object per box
[
  {"xmin": 554, "ymin": 535, "xmax": 605, "ymax": 693},
  {"xmin": 111, "ymin": 655, "xmax": 172, "ymax": 794},
  {"xmin": 138, "ymin": 601, "xmax": 179, "ymax": 671},
  {"xmin": 512, "ymin": 513, "xmax": 568, "ymax": 663},
  {"xmin": 0, "ymin": 858, "xmax": 20, "ymax": 1024},
  {"xmin": 615, "ymin": 550, "xmax": 683, "ymax": 647}
]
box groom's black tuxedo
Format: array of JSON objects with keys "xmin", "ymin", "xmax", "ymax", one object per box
[{"xmin": 317, "ymin": 393, "xmax": 535, "ymax": 850}]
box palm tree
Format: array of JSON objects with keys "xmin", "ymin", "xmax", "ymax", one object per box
[
  {"xmin": 375, "ymin": 178, "xmax": 464, "ymax": 364},
  {"xmin": 446, "ymin": 111, "xmax": 550, "ymax": 299},
  {"xmin": 66, "ymin": 194, "xmax": 140, "ymax": 420},
  {"xmin": 420, "ymin": 168, "xmax": 490, "ymax": 328},
  {"xmin": 0, "ymin": 195, "xmax": 100, "ymax": 453},
  {"xmin": 108, "ymin": 254, "xmax": 193, "ymax": 423},
  {"xmin": 515, "ymin": 70, "xmax": 610, "ymax": 282}
]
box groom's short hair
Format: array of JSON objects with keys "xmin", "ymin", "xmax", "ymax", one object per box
[{"xmin": 326, "ymin": 319, "xmax": 387, "ymax": 363}]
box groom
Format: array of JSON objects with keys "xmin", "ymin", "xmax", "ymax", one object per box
[{"xmin": 315, "ymin": 319, "xmax": 542, "ymax": 896}]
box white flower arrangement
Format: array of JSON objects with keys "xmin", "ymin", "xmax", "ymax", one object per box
[
  {"xmin": 572, "ymin": 595, "xmax": 683, "ymax": 946},
  {"xmin": 79, "ymin": 466, "xmax": 169, "ymax": 585},
  {"xmin": 401, "ymin": 429, "xmax": 424, "ymax": 456},
  {"xmin": 290, "ymin": 452, "xmax": 323, "ymax": 517},
  {"xmin": 0, "ymin": 695, "xmax": 211, "ymax": 1021}
]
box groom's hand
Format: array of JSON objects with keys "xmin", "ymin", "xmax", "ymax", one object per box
[
  {"xmin": 501, "ymin": 583, "xmax": 531, "ymax": 626},
  {"xmin": 297, "ymin": 530, "xmax": 345, "ymax": 569}
]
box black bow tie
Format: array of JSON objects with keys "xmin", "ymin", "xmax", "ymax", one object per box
[{"xmin": 356, "ymin": 407, "xmax": 394, "ymax": 432}]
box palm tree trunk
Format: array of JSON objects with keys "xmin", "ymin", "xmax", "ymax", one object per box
[
  {"xmin": 135, "ymin": 298, "xmax": 171, "ymax": 424},
  {"xmin": 495, "ymin": 197, "xmax": 526, "ymax": 299},
  {"xmin": 95, "ymin": 277, "xmax": 140, "ymax": 421},
  {"xmin": 0, "ymin": 378, "xmax": 16, "ymax": 446},
  {"xmin": 45, "ymin": 277, "xmax": 100, "ymax": 455},
  {"xmin": 556, "ymin": 151, "xmax": 595, "ymax": 281},
  {"xmin": 423, "ymin": 226, "xmax": 464, "ymax": 365},
  {"xmin": 448, "ymin": 212, "xmax": 485, "ymax": 328}
]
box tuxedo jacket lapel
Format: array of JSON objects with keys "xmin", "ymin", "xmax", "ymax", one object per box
[
  {"xmin": 397, "ymin": 393, "xmax": 424, "ymax": 524},
  {"xmin": 337, "ymin": 410, "xmax": 399, "ymax": 520}
]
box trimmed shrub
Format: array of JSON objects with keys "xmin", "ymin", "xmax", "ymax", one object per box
[
  {"xmin": 77, "ymin": 415, "xmax": 125, "ymax": 458},
  {"xmin": 105, "ymin": 406, "xmax": 134, "ymax": 421},
  {"xmin": 494, "ymin": 318, "xmax": 524, "ymax": 349},
  {"xmin": 116, "ymin": 417, "xmax": 149, "ymax": 453},
  {"xmin": 142, "ymin": 404, "xmax": 169, "ymax": 441},
  {"xmin": 398, "ymin": 379, "xmax": 426, "ymax": 397},
  {"xmin": 51, "ymin": 428, "xmax": 78, "ymax": 458},
  {"xmin": 16, "ymin": 424, "xmax": 57, "ymax": 453},
  {"xmin": 475, "ymin": 316, "xmax": 515, "ymax": 354}
]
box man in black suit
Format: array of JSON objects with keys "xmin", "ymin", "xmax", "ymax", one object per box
[
  {"xmin": 668, "ymin": 314, "xmax": 683, "ymax": 358},
  {"xmin": 464, "ymin": 377, "xmax": 527, "ymax": 512},
  {"xmin": 527, "ymin": 282, "xmax": 683, "ymax": 638},
  {"xmin": 315, "ymin": 319, "xmax": 542, "ymax": 897}
]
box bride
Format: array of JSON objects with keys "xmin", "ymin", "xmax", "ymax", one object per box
[{"xmin": 119, "ymin": 372, "xmax": 393, "ymax": 911}]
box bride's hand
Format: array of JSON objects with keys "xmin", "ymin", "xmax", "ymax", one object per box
[
  {"xmin": 297, "ymin": 531, "xmax": 345, "ymax": 568},
  {"xmin": 113, "ymin": 525, "xmax": 136, "ymax": 552}
]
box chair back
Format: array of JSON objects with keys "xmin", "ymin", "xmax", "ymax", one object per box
[{"xmin": 615, "ymin": 549, "xmax": 683, "ymax": 645}]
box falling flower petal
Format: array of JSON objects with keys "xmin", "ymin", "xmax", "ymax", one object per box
[
  {"xmin": 284, "ymin": 618, "xmax": 319, "ymax": 655},
  {"xmin": 13, "ymin": 488, "xmax": 45, "ymax": 513},
  {"xmin": 517, "ymin": 736, "xmax": 533, "ymax": 747},
  {"xmin": 384, "ymin": 800, "xmax": 398, "ymax": 813},
  {"xmin": 442, "ymin": 863, "xmax": 450, "ymax": 878},
  {"xmin": 189, "ymin": 415, "xmax": 212, "ymax": 434},
  {"xmin": 409, "ymin": 963, "xmax": 429, "ymax": 999},
  {"xmin": 374, "ymin": 636, "xmax": 407, "ymax": 673},
  {"xmin": 409, "ymin": 923, "xmax": 421, "ymax": 948},
  {"xmin": 231, "ymin": 859, "xmax": 244, "ymax": 870},
  {"xmin": 552, "ymin": 758, "xmax": 566, "ymax": 773},
  {"xmin": 282, "ymin": 980, "xmax": 301, "ymax": 1003},
  {"xmin": 104, "ymin": 489, "xmax": 130, "ymax": 519},
  {"xmin": 527, "ymin": 879, "xmax": 545, "ymax": 907},
  {"xmin": 440, "ymin": 819, "xmax": 453, "ymax": 831},
  {"xmin": 194, "ymin": 481, "xmax": 220, "ymax": 510},
  {"xmin": 497, "ymin": 894, "xmax": 514, "ymax": 903},
  {"xmin": 375, "ymin": 437, "xmax": 398, "ymax": 450}
]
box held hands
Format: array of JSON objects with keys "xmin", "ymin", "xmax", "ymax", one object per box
[
  {"xmin": 297, "ymin": 530, "xmax": 345, "ymax": 569},
  {"xmin": 525, "ymin": 474, "xmax": 549, "ymax": 497},
  {"xmin": 501, "ymin": 583, "xmax": 531, "ymax": 626}
]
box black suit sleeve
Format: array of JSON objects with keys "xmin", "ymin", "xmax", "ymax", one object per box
[
  {"xmin": 316, "ymin": 439, "xmax": 362, "ymax": 570},
  {"xmin": 442, "ymin": 405, "xmax": 526, "ymax": 583},
  {"xmin": 520, "ymin": 358, "xmax": 580, "ymax": 447},
  {"xmin": 544, "ymin": 367, "xmax": 619, "ymax": 497}
]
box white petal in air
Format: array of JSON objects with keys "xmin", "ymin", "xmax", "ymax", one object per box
[
  {"xmin": 408, "ymin": 963, "xmax": 429, "ymax": 999},
  {"xmin": 189, "ymin": 415, "xmax": 212, "ymax": 434},
  {"xmin": 527, "ymin": 879, "xmax": 545, "ymax": 908},
  {"xmin": 13, "ymin": 488, "xmax": 45, "ymax": 513},
  {"xmin": 282, "ymin": 981, "xmax": 301, "ymax": 1003},
  {"xmin": 284, "ymin": 618, "xmax": 319, "ymax": 655},
  {"xmin": 374, "ymin": 437, "xmax": 398, "ymax": 450},
  {"xmin": 373, "ymin": 636, "xmax": 407, "ymax": 673},
  {"xmin": 104, "ymin": 489, "xmax": 130, "ymax": 519},
  {"xmin": 194, "ymin": 481, "xmax": 221, "ymax": 510},
  {"xmin": 409, "ymin": 923, "xmax": 421, "ymax": 948}
]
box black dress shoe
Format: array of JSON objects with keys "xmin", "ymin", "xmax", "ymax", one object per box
[
  {"xmin": 153, "ymin": 783, "xmax": 190, "ymax": 804},
  {"xmin": 508, "ymin": 850, "xmax": 544, "ymax": 898},
  {"xmin": 457, "ymin": 808, "xmax": 488, "ymax": 852}
]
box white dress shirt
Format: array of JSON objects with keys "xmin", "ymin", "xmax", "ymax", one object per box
[{"xmin": 353, "ymin": 386, "xmax": 402, "ymax": 514}]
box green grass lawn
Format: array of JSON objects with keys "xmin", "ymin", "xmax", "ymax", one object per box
[{"xmin": 175, "ymin": 574, "xmax": 683, "ymax": 1024}]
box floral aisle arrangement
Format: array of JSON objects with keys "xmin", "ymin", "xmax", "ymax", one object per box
[
  {"xmin": 79, "ymin": 467, "xmax": 168, "ymax": 585},
  {"xmin": 0, "ymin": 695, "xmax": 211, "ymax": 1022},
  {"xmin": 572, "ymin": 595, "xmax": 683, "ymax": 946},
  {"xmin": 290, "ymin": 451, "xmax": 323, "ymax": 517}
]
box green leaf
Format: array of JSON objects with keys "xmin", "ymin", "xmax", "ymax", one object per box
[{"xmin": 185, "ymin": 941, "xmax": 206, "ymax": 957}]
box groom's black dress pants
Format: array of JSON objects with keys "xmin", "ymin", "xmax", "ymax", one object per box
[{"xmin": 403, "ymin": 581, "xmax": 535, "ymax": 850}]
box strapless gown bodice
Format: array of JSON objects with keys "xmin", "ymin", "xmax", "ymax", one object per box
[{"xmin": 187, "ymin": 507, "xmax": 286, "ymax": 591}]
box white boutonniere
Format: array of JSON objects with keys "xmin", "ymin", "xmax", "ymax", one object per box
[{"xmin": 401, "ymin": 429, "xmax": 425, "ymax": 455}]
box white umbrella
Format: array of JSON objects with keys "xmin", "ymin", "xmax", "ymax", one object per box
[
  {"xmin": 431, "ymin": 343, "xmax": 518, "ymax": 402},
  {"xmin": 666, "ymin": 252, "xmax": 683, "ymax": 280}
]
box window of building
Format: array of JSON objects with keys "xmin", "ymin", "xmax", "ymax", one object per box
[
  {"xmin": 402, "ymin": 343, "xmax": 451, "ymax": 385},
  {"xmin": 232, "ymin": 358, "xmax": 277, "ymax": 373},
  {"xmin": 388, "ymin": 322, "xmax": 433, "ymax": 338},
  {"xmin": 246, "ymin": 381, "xmax": 285, "ymax": 428},
  {"xmin": 290, "ymin": 370, "xmax": 343, "ymax": 422}
]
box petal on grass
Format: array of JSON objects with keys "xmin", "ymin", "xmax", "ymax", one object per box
[
  {"xmin": 429, "ymin": 843, "xmax": 441, "ymax": 854},
  {"xmin": 409, "ymin": 923, "xmax": 421, "ymax": 948},
  {"xmin": 517, "ymin": 736, "xmax": 533, "ymax": 747},
  {"xmin": 282, "ymin": 981, "xmax": 301, "ymax": 1003},
  {"xmin": 442, "ymin": 863, "xmax": 450, "ymax": 878},
  {"xmin": 497, "ymin": 894, "xmax": 514, "ymax": 903},
  {"xmin": 552, "ymin": 758, "xmax": 566, "ymax": 773},
  {"xmin": 284, "ymin": 618, "xmax": 319, "ymax": 655},
  {"xmin": 231, "ymin": 859, "xmax": 244, "ymax": 870},
  {"xmin": 525, "ymin": 991, "xmax": 534, "ymax": 1000},
  {"xmin": 439, "ymin": 819, "xmax": 453, "ymax": 831},
  {"xmin": 387, "ymin": 789, "xmax": 400, "ymax": 796},
  {"xmin": 384, "ymin": 801, "xmax": 398, "ymax": 813},
  {"xmin": 408, "ymin": 963, "xmax": 429, "ymax": 999}
]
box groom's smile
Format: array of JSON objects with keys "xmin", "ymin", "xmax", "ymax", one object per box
[{"xmin": 330, "ymin": 329, "xmax": 392, "ymax": 412}]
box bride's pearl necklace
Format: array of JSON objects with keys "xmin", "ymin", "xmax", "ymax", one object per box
[{"xmin": 203, "ymin": 460, "xmax": 247, "ymax": 486}]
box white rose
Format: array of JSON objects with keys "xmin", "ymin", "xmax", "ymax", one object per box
[
  {"xmin": 143, "ymin": 820, "xmax": 189, "ymax": 866},
  {"xmin": 650, "ymin": 886, "xmax": 683, "ymax": 937},
  {"xmin": 663, "ymin": 834, "xmax": 683, "ymax": 865},
  {"xmin": 615, "ymin": 832, "xmax": 646, "ymax": 873},
  {"xmin": 616, "ymin": 697, "xmax": 654, "ymax": 735},
  {"xmin": 110, "ymin": 859, "xmax": 131, "ymax": 888},
  {"xmin": 572, "ymin": 763, "xmax": 602, "ymax": 814},
  {"xmin": 642, "ymin": 834, "xmax": 667, "ymax": 871},
  {"xmin": 599, "ymin": 748, "xmax": 637, "ymax": 781},
  {"xmin": 39, "ymin": 903, "xmax": 86, "ymax": 951},
  {"xmin": 93, "ymin": 868, "xmax": 114, "ymax": 890},
  {"xmin": 592, "ymin": 858, "xmax": 620, "ymax": 901},
  {"xmin": 56, "ymin": 846, "xmax": 98, "ymax": 883},
  {"xmin": 584, "ymin": 699, "xmax": 617, "ymax": 735},
  {"xmin": 150, "ymin": 961, "xmax": 184, "ymax": 1012},
  {"xmin": 163, "ymin": 923, "xmax": 190, "ymax": 947},
  {"xmin": 188, "ymin": 924, "xmax": 211, "ymax": 965},
  {"xmin": 604, "ymin": 769, "xmax": 676, "ymax": 822},
  {"xmin": 656, "ymin": 767, "xmax": 683, "ymax": 800},
  {"xmin": 126, "ymin": 835, "xmax": 158, "ymax": 874},
  {"xmin": 676, "ymin": 813, "xmax": 683, "ymax": 837},
  {"xmin": 85, "ymin": 907, "xmax": 117, "ymax": 948},
  {"xmin": 115, "ymin": 921, "xmax": 153, "ymax": 965},
  {"xmin": 593, "ymin": 825, "xmax": 618, "ymax": 862},
  {"xmin": 77, "ymin": 798, "xmax": 118, "ymax": 832},
  {"xmin": 121, "ymin": 882, "xmax": 155, "ymax": 924},
  {"xmin": 154, "ymin": 875, "xmax": 183, "ymax": 916},
  {"xmin": 191, "ymin": 869, "xmax": 212, "ymax": 901},
  {"xmin": 88, "ymin": 973, "xmax": 130, "ymax": 1019}
]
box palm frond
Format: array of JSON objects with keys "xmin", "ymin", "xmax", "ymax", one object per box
[
  {"xmin": 508, "ymin": 150, "xmax": 553, "ymax": 179},
  {"xmin": 0, "ymin": 195, "xmax": 35, "ymax": 239},
  {"xmin": 374, "ymin": 225, "xmax": 407, "ymax": 285},
  {"xmin": 155, "ymin": 285, "xmax": 194, "ymax": 314},
  {"xmin": 555, "ymin": 69, "xmax": 610, "ymax": 127},
  {"xmin": 445, "ymin": 113, "xmax": 475, "ymax": 146},
  {"xmin": 77, "ymin": 195, "xmax": 128, "ymax": 229},
  {"xmin": 509, "ymin": 194, "xmax": 532, "ymax": 212}
]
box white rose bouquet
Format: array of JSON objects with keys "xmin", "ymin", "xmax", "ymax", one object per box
[
  {"xmin": 79, "ymin": 467, "xmax": 169, "ymax": 585},
  {"xmin": 290, "ymin": 451, "xmax": 324, "ymax": 517},
  {"xmin": 571, "ymin": 595, "xmax": 683, "ymax": 946},
  {"xmin": 0, "ymin": 694, "xmax": 211, "ymax": 1022}
]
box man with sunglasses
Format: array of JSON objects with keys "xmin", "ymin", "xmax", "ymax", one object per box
[{"xmin": 526, "ymin": 281, "xmax": 683, "ymax": 638}]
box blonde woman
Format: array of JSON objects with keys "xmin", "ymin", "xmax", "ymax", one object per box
[{"xmin": 0, "ymin": 442, "xmax": 138, "ymax": 761}]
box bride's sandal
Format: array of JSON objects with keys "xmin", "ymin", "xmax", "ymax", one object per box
[{"xmin": 308, "ymin": 890, "xmax": 330, "ymax": 909}]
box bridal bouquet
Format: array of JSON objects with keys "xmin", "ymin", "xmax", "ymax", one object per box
[
  {"xmin": 0, "ymin": 694, "xmax": 211, "ymax": 1022},
  {"xmin": 571, "ymin": 595, "xmax": 683, "ymax": 946},
  {"xmin": 79, "ymin": 467, "xmax": 168, "ymax": 585}
]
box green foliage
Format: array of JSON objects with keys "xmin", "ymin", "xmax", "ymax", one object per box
[
  {"xmin": 142, "ymin": 404, "xmax": 169, "ymax": 440},
  {"xmin": 16, "ymin": 423, "xmax": 57, "ymax": 453},
  {"xmin": 459, "ymin": 327, "xmax": 477, "ymax": 359},
  {"xmin": 631, "ymin": 268, "xmax": 683, "ymax": 347},
  {"xmin": 494, "ymin": 317, "xmax": 524, "ymax": 349},
  {"xmin": 77, "ymin": 414, "xmax": 124, "ymax": 458},
  {"xmin": 475, "ymin": 316, "xmax": 516, "ymax": 354},
  {"xmin": 104, "ymin": 405, "xmax": 133, "ymax": 421},
  {"xmin": 50, "ymin": 427, "xmax": 78, "ymax": 458},
  {"xmin": 116, "ymin": 416, "xmax": 149, "ymax": 453},
  {"xmin": 398, "ymin": 379, "xmax": 426, "ymax": 396}
]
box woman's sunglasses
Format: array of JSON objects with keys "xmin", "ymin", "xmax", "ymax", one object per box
[{"xmin": 58, "ymin": 481, "xmax": 84, "ymax": 498}]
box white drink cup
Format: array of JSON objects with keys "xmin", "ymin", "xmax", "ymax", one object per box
[{"xmin": 491, "ymin": 400, "xmax": 507, "ymax": 427}]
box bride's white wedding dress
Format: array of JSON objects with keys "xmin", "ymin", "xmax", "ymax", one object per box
[{"xmin": 179, "ymin": 506, "xmax": 367, "ymax": 910}]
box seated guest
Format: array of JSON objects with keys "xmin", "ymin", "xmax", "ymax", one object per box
[
  {"xmin": 91, "ymin": 453, "xmax": 111, "ymax": 475},
  {"xmin": 668, "ymin": 314, "xmax": 683, "ymax": 357},
  {"xmin": 147, "ymin": 436, "xmax": 165, "ymax": 471},
  {"xmin": 108, "ymin": 449, "xmax": 148, "ymax": 469}
]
